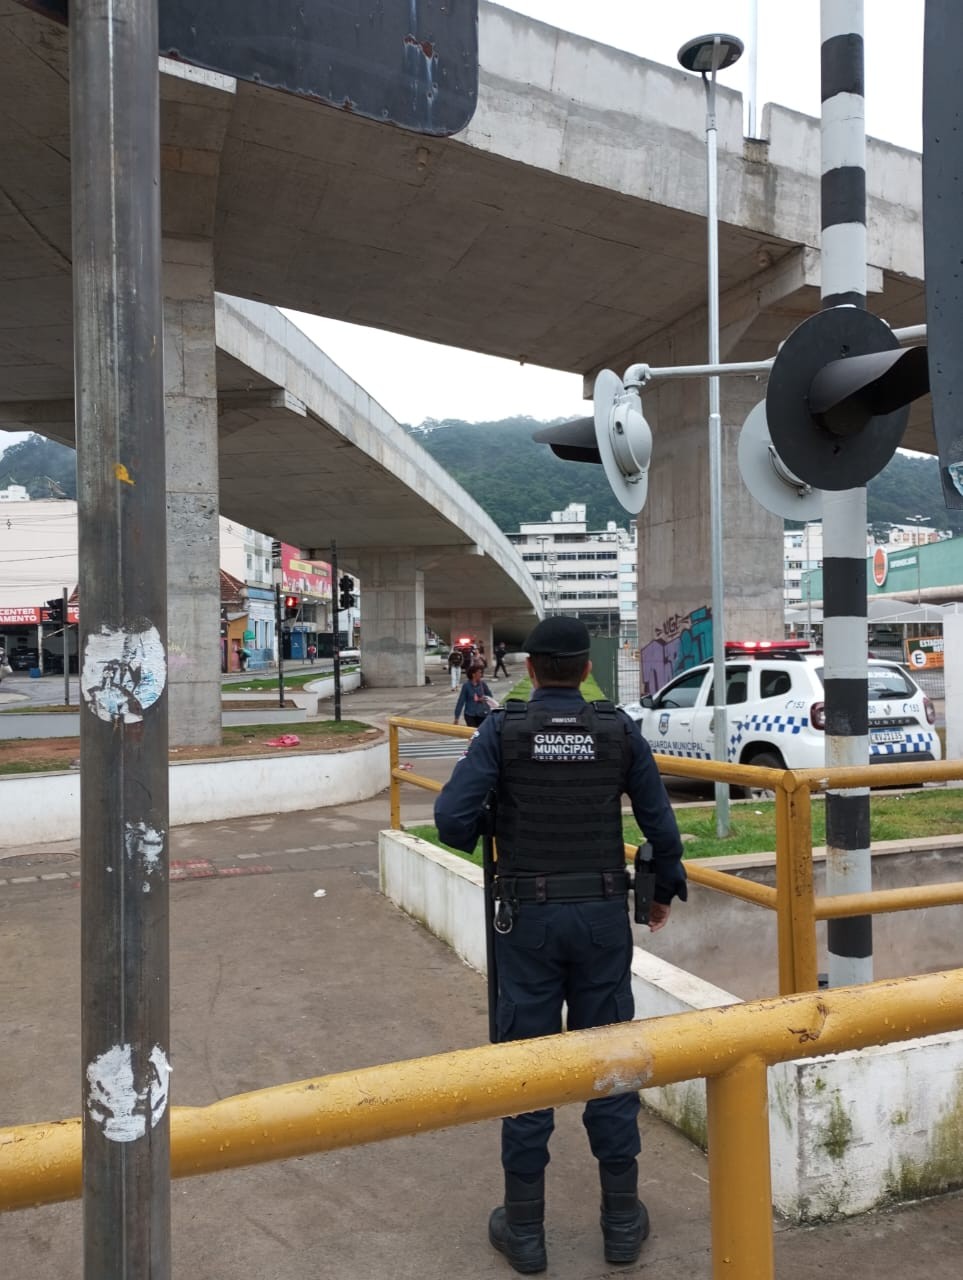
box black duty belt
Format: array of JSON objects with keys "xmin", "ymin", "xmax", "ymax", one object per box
[{"xmin": 494, "ymin": 869, "xmax": 629, "ymax": 904}]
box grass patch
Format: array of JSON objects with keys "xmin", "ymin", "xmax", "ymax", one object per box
[
  {"xmin": 222, "ymin": 667, "xmax": 358, "ymax": 694},
  {"xmin": 0, "ymin": 718, "xmax": 379, "ymax": 774},
  {"xmin": 221, "ymin": 718, "xmax": 369, "ymax": 744},
  {"xmin": 407, "ymin": 824, "xmax": 484, "ymax": 866},
  {"xmin": 0, "ymin": 758, "xmax": 72, "ymax": 775},
  {"xmin": 406, "ymin": 788, "xmax": 963, "ymax": 864},
  {"xmin": 0, "ymin": 702, "xmax": 77, "ymax": 715},
  {"xmin": 497, "ymin": 672, "xmax": 608, "ymax": 703}
]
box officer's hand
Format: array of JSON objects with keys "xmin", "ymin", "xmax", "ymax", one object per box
[{"xmin": 648, "ymin": 902, "xmax": 671, "ymax": 933}]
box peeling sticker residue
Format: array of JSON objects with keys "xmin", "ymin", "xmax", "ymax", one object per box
[
  {"xmin": 86, "ymin": 1043, "xmax": 172, "ymax": 1142},
  {"xmin": 594, "ymin": 1069, "xmax": 651, "ymax": 1094},
  {"xmin": 114, "ymin": 463, "xmax": 135, "ymax": 485},
  {"xmin": 126, "ymin": 820, "xmax": 166, "ymax": 894},
  {"xmin": 81, "ymin": 624, "xmax": 166, "ymax": 723},
  {"xmin": 125, "ymin": 821, "xmax": 166, "ymax": 875}
]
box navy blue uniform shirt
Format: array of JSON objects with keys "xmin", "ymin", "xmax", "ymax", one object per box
[{"xmin": 434, "ymin": 687, "xmax": 687, "ymax": 904}]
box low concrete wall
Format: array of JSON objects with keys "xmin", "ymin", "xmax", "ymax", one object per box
[
  {"xmin": 221, "ymin": 670, "xmax": 363, "ymax": 716},
  {"xmin": 378, "ymin": 828, "xmax": 963, "ymax": 1222},
  {"xmin": 644, "ymin": 841, "xmax": 963, "ymax": 999},
  {"xmin": 0, "ymin": 738, "xmax": 388, "ymax": 850}
]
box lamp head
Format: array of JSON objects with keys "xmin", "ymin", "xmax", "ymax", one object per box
[{"xmin": 677, "ymin": 33, "xmax": 744, "ymax": 74}]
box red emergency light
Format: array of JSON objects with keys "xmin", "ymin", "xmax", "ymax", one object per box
[{"xmin": 725, "ymin": 639, "xmax": 810, "ymax": 652}]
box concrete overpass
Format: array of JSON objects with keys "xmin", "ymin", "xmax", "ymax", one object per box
[
  {"xmin": 12, "ymin": 291, "xmax": 542, "ymax": 669},
  {"xmin": 0, "ymin": 0, "xmax": 930, "ymax": 739}
]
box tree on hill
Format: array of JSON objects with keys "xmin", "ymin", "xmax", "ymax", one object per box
[
  {"xmin": 406, "ymin": 417, "xmax": 629, "ymax": 531},
  {"xmin": 0, "ymin": 434, "xmax": 77, "ymax": 499},
  {"xmin": 2, "ymin": 422, "xmax": 960, "ymax": 540}
]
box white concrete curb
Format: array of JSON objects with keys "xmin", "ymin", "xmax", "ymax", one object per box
[{"xmin": 0, "ymin": 737, "xmax": 389, "ymax": 849}]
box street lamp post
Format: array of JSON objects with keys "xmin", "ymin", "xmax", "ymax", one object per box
[
  {"xmin": 535, "ymin": 535, "xmax": 549, "ymax": 615},
  {"xmin": 678, "ymin": 32, "xmax": 744, "ymax": 837},
  {"xmin": 905, "ymin": 514, "xmax": 928, "ymax": 604}
]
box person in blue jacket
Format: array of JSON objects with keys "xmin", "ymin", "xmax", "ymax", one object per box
[
  {"xmin": 434, "ymin": 616, "xmax": 686, "ymax": 1275},
  {"xmin": 453, "ymin": 665, "xmax": 495, "ymax": 728}
]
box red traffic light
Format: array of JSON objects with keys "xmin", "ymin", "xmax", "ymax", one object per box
[{"xmin": 284, "ymin": 595, "xmax": 299, "ymax": 609}]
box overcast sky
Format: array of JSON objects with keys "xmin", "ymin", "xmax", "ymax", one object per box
[{"xmin": 0, "ymin": 1, "xmax": 925, "ymax": 455}]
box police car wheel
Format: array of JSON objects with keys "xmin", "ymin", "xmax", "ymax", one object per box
[{"xmin": 740, "ymin": 750, "xmax": 783, "ymax": 801}]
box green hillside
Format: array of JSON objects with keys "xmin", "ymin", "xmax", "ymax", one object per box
[{"xmin": 2, "ymin": 425, "xmax": 961, "ymax": 538}]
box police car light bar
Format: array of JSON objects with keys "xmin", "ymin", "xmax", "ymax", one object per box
[{"xmin": 724, "ymin": 639, "xmax": 815, "ymax": 659}]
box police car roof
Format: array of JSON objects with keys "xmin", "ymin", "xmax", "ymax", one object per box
[{"xmin": 724, "ymin": 640, "xmax": 821, "ymax": 661}]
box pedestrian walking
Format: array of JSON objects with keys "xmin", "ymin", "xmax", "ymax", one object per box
[
  {"xmin": 434, "ymin": 616, "xmax": 686, "ymax": 1273},
  {"xmin": 448, "ymin": 645, "xmax": 466, "ymax": 690},
  {"xmin": 453, "ymin": 666, "xmax": 496, "ymax": 728},
  {"xmin": 307, "ymin": 643, "xmax": 317, "ymax": 664},
  {"xmin": 492, "ymin": 641, "xmax": 509, "ymax": 679},
  {"xmin": 474, "ymin": 642, "xmax": 489, "ymax": 678}
]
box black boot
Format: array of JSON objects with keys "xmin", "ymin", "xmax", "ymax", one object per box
[
  {"xmin": 488, "ymin": 1172, "xmax": 547, "ymax": 1274},
  {"xmin": 599, "ymin": 1160, "xmax": 649, "ymax": 1264}
]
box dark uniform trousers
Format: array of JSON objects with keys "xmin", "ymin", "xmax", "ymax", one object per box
[{"xmin": 494, "ymin": 896, "xmax": 641, "ymax": 1176}]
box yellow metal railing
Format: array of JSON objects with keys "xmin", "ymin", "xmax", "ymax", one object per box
[
  {"xmin": 388, "ymin": 717, "xmax": 963, "ymax": 996},
  {"xmin": 3, "ymin": 969, "xmax": 961, "ymax": 1279}
]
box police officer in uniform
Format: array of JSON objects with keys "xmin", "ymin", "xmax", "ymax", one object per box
[{"xmin": 434, "ymin": 617, "xmax": 686, "ymax": 1274}]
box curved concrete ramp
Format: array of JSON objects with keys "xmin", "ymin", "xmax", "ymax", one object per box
[{"xmin": 215, "ymin": 296, "xmax": 539, "ymax": 643}]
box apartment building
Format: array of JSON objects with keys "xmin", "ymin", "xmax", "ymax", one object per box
[{"xmin": 507, "ymin": 503, "xmax": 636, "ymax": 636}]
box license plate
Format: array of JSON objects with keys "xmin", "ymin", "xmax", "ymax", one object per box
[{"xmin": 872, "ymin": 730, "xmax": 904, "ymax": 744}]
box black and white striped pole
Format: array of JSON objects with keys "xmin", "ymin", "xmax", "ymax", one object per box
[
  {"xmin": 765, "ymin": 7, "xmax": 929, "ymax": 989},
  {"xmin": 819, "ymin": 0, "xmax": 872, "ymax": 987}
]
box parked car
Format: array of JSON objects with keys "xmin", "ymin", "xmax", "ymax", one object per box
[
  {"xmin": 8, "ymin": 648, "xmax": 39, "ymax": 671},
  {"xmin": 622, "ymin": 643, "xmax": 940, "ymax": 774}
]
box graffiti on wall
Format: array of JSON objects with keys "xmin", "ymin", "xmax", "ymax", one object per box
[{"xmin": 639, "ymin": 605, "xmax": 713, "ymax": 693}]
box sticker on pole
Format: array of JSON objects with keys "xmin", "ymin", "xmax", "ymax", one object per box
[
  {"xmin": 86, "ymin": 1043, "xmax": 171, "ymax": 1143},
  {"xmin": 81, "ymin": 624, "xmax": 167, "ymax": 723}
]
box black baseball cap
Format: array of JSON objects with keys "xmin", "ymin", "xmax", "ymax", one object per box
[{"xmin": 523, "ymin": 616, "xmax": 591, "ymax": 657}]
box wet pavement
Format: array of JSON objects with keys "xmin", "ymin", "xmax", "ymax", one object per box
[{"xmin": 0, "ymin": 667, "xmax": 961, "ymax": 1277}]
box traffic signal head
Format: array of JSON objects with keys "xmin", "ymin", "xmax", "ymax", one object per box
[
  {"xmin": 283, "ymin": 594, "xmax": 300, "ymax": 619},
  {"xmin": 338, "ymin": 575, "xmax": 355, "ymax": 610},
  {"xmin": 45, "ymin": 597, "xmax": 65, "ymax": 625},
  {"xmin": 765, "ymin": 309, "xmax": 928, "ymax": 490}
]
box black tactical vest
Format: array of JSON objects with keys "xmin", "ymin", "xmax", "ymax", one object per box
[{"xmin": 494, "ymin": 699, "xmax": 631, "ymax": 875}]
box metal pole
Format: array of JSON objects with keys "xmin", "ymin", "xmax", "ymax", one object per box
[
  {"xmin": 704, "ymin": 55, "xmax": 730, "ymax": 836},
  {"xmin": 821, "ymin": 0, "xmax": 872, "ymax": 987},
  {"xmin": 331, "ymin": 542, "xmax": 342, "ymax": 722},
  {"xmin": 747, "ymin": 0, "xmax": 759, "ymax": 138},
  {"xmin": 63, "ymin": 586, "xmax": 69, "ymax": 707},
  {"xmin": 706, "ymin": 1055, "xmax": 774, "ymax": 1280},
  {"xmin": 275, "ymin": 585, "xmax": 285, "ymax": 709},
  {"xmin": 70, "ymin": 1, "xmax": 171, "ymax": 1276}
]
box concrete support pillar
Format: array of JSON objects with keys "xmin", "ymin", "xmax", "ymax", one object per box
[
  {"xmin": 354, "ymin": 550, "xmax": 425, "ymax": 687},
  {"xmin": 448, "ymin": 611, "xmax": 494, "ymax": 659},
  {"xmin": 637, "ymin": 361, "xmax": 782, "ymax": 694},
  {"xmin": 163, "ymin": 236, "xmax": 222, "ymax": 744}
]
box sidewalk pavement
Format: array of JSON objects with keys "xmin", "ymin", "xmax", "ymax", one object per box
[{"xmin": 1, "ymin": 671, "xmax": 961, "ymax": 1278}]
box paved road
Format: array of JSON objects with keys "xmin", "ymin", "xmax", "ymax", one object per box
[{"xmin": 1, "ymin": 793, "xmax": 961, "ymax": 1279}]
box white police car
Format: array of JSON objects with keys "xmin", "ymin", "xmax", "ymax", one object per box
[{"xmin": 621, "ymin": 641, "xmax": 940, "ymax": 772}]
